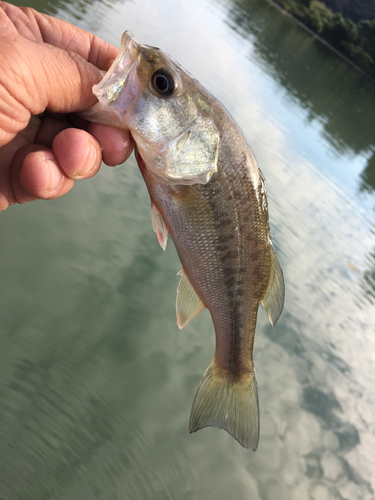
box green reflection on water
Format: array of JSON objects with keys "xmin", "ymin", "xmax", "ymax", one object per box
[
  {"xmin": 226, "ymin": 0, "xmax": 375, "ymax": 169},
  {"xmin": 10, "ymin": 0, "xmax": 122, "ymax": 19}
]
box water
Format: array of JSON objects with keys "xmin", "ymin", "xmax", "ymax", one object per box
[{"xmin": 1, "ymin": 0, "xmax": 375, "ymax": 498}]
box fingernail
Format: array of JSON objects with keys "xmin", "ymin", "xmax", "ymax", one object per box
[
  {"xmin": 74, "ymin": 138, "xmax": 99, "ymax": 178},
  {"xmin": 44, "ymin": 157, "xmax": 62, "ymax": 191}
]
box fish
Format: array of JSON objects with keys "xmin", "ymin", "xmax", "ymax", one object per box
[{"xmin": 83, "ymin": 32, "xmax": 285, "ymax": 450}]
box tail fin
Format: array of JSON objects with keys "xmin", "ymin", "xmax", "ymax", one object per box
[{"xmin": 189, "ymin": 360, "xmax": 259, "ymax": 450}]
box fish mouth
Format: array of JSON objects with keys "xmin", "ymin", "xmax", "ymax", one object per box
[
  {"xmin": 93, "ymin": 31, "xmax": 140, "ymax": 105},
  {"xmin": 82, "ymin": 32, "xmax": 141, "ymax": 127}
]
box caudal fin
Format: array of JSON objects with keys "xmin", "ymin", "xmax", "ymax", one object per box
[{"xmin": 189, "ymin": 360, "xmax": 259, "ymax": 450}]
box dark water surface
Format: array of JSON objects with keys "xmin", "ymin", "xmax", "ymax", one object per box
[{"xmin": 1, "ymin": 0, "xmax": 375, "ymax": 498}]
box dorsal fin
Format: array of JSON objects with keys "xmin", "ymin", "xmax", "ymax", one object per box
[
  {"xmin": 261, "ymin": 244, "xmax": 285, "ymax": 326},
  {"xmin": 176, "ymin": 269, "xmax": 206, "ymax": 329}
]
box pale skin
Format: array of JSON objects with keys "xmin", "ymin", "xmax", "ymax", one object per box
[{"xmin": 0, "ymin": 1, "xmax": 134, "ymax": 211}]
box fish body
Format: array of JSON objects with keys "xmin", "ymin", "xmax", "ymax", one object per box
[{"xmin": 84, "ymin": 33, "xmax": 284, "ymax": 449}]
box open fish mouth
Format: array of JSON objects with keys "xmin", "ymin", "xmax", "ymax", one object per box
[
  {"xmin": 81, "ymin": 32, "xmax": 141, "ymax": 126},
  {"xmin": 93, "ymin": 32, "xmax": 139, "ymax": 104}
]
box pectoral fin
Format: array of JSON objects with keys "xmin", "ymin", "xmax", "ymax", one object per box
[
  {"xmin": 151, "ymin": 202, "xmax": 169, "ymax": 251},
  {"xmin": 261, "ymin": 243, "xmax": 285, "ymax": 326},
  {"xmin": 176, "ymin": 269, "xmax": 206, "ymax": 329}
]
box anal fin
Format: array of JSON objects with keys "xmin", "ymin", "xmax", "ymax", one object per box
[{"xmin": 176, "ymin": 269, "xmax": 206, "ymax": 329}]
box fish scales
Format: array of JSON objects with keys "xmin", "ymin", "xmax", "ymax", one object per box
[{"xmin": 83, "ymin": 32, "xmax": 285, "ymax": 449}]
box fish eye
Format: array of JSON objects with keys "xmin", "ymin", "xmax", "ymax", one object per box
[{"xmin": 151, "ymin": 69, "xmax": 175, "ymax": 96}]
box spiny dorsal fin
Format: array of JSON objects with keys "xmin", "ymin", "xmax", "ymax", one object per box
[
  {"xmin": 261, "ymin": 243, "xmax": 285, "ymax": 326},
  {"xmin": 151, "ymin": 202, "xmax": 169, "ymax": 251},
  {"xmin": 176, "ymin": 269, "xmax": 206, "ymax": 329}
]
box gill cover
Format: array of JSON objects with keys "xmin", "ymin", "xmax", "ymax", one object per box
[{"xmin": 139, "ymin": 114, "xmax": 220, "ymax": 185}]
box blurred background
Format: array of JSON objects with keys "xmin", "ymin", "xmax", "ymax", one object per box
[{"xmin": 0, "ymin": 0, "xmax": 375, "ymax": 498}]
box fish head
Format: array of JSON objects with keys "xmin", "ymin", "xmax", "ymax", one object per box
[{"xmin": 84, "ymin": 32, "xmax": 220, "ymax": 185}]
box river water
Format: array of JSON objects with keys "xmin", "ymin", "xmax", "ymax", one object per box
[{"xmin": 1, "ymin": 0, "xmax": 375, "ymax": 499}]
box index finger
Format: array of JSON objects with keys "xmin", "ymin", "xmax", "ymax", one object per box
[{"xmin": 0, "ymin": 2, "xmax": 119, "ymax": 70}]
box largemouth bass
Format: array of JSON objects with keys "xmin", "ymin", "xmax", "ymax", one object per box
[{"xmin": 84, "ymin": 32, "xmax": 284, "ymax": 450}]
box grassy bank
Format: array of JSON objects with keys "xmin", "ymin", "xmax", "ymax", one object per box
[{"xmin": 273, "ymin": 0, "xmax": 375, "ymax": 77}]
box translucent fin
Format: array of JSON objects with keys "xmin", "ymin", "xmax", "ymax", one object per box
[
  {"xmin": 189, "ymin": 360, "xmax": 259, "ymax": 450},
  {"xmin": 261, "ymin": 243, "xmax": 285, "ymax": 326},
  {"xmin": 176, "ymin": 269, "xmax": 206, "ymax": 329},
  {"xmin": 151, "ymin": 202, "xmax": 169, "ymax": 251}
]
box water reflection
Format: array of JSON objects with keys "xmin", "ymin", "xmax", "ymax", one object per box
[
  {"xmin": 361, "ymin": 234, "xmax": 375, "ymax": 305},
  {"xmin": 22, "ymin": 0, "xmax": 123, "ymax": 25},
  {"xmin": 359, "ymin": 150, "xmax": 375, "ymax": 193},
  {"xmin": 226, "ymin": 0, "xmax": 375, "ymax": 182},
  {"xmin": 261, "ymin": 309, "xmax": 374, "ymax": 499}
]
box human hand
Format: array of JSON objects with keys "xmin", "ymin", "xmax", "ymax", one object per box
[{"xmin": 0, "ymin": 2, "xmax": 134, "ymax": 211}]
